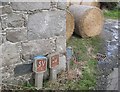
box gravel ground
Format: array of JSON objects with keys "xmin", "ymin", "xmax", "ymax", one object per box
[{"xmin": 96, "ymin": 19, "xmax": 119, "ymax": 90}]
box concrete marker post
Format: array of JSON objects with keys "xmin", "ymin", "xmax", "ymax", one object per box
[
  {"xmin": 50, "ymin": 68, "xmax": 57, "ymax": 80},
  {"xmin": 33, "ymin": 56, "xmax": 47, "ymax": 90},
  {"xmin": 35, "ymin": 73, "xmax": 43, "ymax": 90},
  {"xmin": 48, "ymin": 53, "xmax": 59, "ymax": 81}
]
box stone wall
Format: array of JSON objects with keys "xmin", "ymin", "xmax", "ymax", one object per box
[{"xmin": 0, "ymin": 1, "xmax": 66, "ymax": 87}]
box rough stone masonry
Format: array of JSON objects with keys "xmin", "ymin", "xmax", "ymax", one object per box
[{"xmin": 0, "ymin": 1, "xmax": 66, "ymax": 87}]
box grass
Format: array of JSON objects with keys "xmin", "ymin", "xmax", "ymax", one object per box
[
  {"xmin": 66, "ymin": 35, "xmax": 102, "ymax": 90},
  {"xmin": 78, "ymin": 59, "xmax": 97, "ymax": 90},
  {"xmin": 104, "ymin": 9, "xmax": 120, "ymax": 19}
]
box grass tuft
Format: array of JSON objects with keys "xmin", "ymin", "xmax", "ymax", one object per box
[{"xmin": 66, "ymin": 35, "xmax": 102, "ymax": 90}]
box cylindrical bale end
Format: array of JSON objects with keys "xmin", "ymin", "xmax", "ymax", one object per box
[
  {"xmin": 66, "ymin": 10, "xmax": 75, "ymax": 40},
  {"xmin": 69, "ymin": 5, "xmax": 104, "ymax": 37}
]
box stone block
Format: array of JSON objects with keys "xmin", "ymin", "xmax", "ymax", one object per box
[
  {"xmin": 57, "ymin": 0, "xmax": 67, "ymax": 10},
  {"xmin": 14, "ymin": 63, "xmax": 32, "ymax": 77},
  {"xmin": 50, "ymin": 0, "xmax": 58, "ymax": 10},
  {"xmin": 27, "ymin": 11, "xmax": 66, "ymax": 40},
  {"xmin": 56, "ymin": 36, "xmax": 66, "ymax": 53},
  {"xmin": 11, "ymin": 2, "xmax": 50, "ymax": 11},
  {"xmin": 2, "ymin": 41, "xmax": 21, "ymax": 67},
  {"xmin": 6, "ymin": 28, "xmax": 28, "ymax": 43},
  {"xmin": 2, "ymin": 2, "xmax": 9, "ymax": 6},
  {"xmin": 2, "ymin": 5, "xmax": 12, "ymax": 14},
  {"xmin": 21, "ymin": 38, "xmax": 56, "ymax": 60},
  {"xmin": 1, "ymin": 13, "xmax": 25, "ymax": 29}
]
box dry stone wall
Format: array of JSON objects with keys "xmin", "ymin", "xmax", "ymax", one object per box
[{"xmin": 0, "ymin": 1, "xmax": 66, "ymax": 86}]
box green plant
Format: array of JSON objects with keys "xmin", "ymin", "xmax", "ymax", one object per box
[{"xmin": 104, "ymin": 9, "xmax": 120, "ymax": 19}]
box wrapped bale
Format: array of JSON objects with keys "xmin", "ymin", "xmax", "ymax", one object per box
[
  {"xmin": 66, "ymin": 10, "xmax": 74, "ymax": 40},
  {"xmin": 69, "ymin": 5, "xmax": 104, "ymax": 37}
]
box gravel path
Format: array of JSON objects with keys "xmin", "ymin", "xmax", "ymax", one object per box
[
  {"xmin": 96, "ymin": 19, "xmax": 119, "ymax": 90},
  {"xmin": 107, "ymin": 68, "xmax": 118, "ymax": 90}
]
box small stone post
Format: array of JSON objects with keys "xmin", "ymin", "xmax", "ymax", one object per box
[
  {"xmin": 50, "ymin": 68, "xmax": 57, "ymax": 80},
  {"xmin": 48, "ymin": 53, "xmax": 59, "ymax": 81},
  {"xmin": 35, "ymin": 73, "xmax": 43, "ymax": 89},
  {"xmin": 33, "ymin": 56, "xmax": 47, "ymax": 90}
]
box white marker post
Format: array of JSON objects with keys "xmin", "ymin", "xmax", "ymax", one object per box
[
  {"xmin": 33, "ymin": 56, "xmax": 47, "ymax": 90},
  {"xmin": 48, "ymin": 53, "xmax": 59, "ymax": 81}
]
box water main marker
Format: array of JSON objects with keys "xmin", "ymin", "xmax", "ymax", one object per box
[{"xmin": 33, "ymin": 56, "xmax": 47, "ymax": 90}]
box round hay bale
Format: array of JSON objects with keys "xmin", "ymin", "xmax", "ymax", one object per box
[
  {"xmin": 66, "ymin": 10, "xmax": 74, "ymax": 40},
  {"xmin": 81, "ymin": 0, "xmax": 100, "ymax": 8},
  {"xmin": 69, "ymin": 5, "xmax": 104, "ymax": 37}
]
